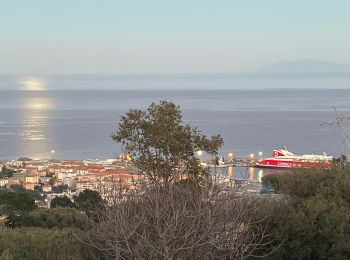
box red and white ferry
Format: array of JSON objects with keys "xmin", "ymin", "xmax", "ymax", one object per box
[{"xmin": 257, "ymin": 147, "xmax": 333, "ymax": 169}]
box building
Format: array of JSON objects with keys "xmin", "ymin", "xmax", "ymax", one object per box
[
  {"xmin": 42, "ymin": 185, "xmax": 52, "ymax": 192},
  {"xmin": 25, "ymin": 175, "xmax": 39, "ymax": 184},
  {"xmin": 25, "ymin": 182, "xmax": 35, "ymax": 190},
  {"xmin": 7, "ymin": 176, "xmax": 24, "ymax": 186},
  {"xmin": 0, "ymin": 179, "xmax": 8, "ymax": 187}
]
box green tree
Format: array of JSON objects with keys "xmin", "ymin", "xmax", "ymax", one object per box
[
  {"xmin": 48, "ymin": 176, "xmax": 56, "ymax": 186},
  {"xmin": 112, "ymin": 101, "xmax": 223, "ymax": 187},
  {"xmin": 5, "ymin": 207, "xmax": 89, "ymax": 230},
  {"xmin": 74, "ymin": 189, "xmax": 102, "ymax": 218},
  {"xmin": 8, "ymin": 185, "xmax": 42, "ymax": 201},
  {"xmin": 0, "ymin": 192, "xmax": 36, "ymax": 214},
  {"xmin": 50, "ymin": 196, "xmax": 75, "ymax": 208}
]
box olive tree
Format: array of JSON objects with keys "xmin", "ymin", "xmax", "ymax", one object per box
[{"xmin": 112, "ymin": 101, "xmax": 223, "ymax": 187}]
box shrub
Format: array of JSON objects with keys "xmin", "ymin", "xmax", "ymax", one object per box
[
  {"xmin": 85, "ymin": 183, "xmax": 272, "ymax": 259},
  {"xmin": 257, "ymin": 166, "xmax": 350, "ymax": 259},
  {"xmin": 5, "ymin": 207, "xmax": 90, "ymax": 230},
  {"xmin": 50, "ymin": 196, "xmax": 75, "ymax": 208},
  {"xmin": 0, "ymin": 226, "xmax": 84, "ymax": 260}
]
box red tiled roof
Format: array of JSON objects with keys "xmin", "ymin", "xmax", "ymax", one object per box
[{"xmin": 104, "ymin": 169, "xmax": 129, "ymax": 175}]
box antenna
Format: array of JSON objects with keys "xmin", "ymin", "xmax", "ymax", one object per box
[{"xmin": 323, "ymin": 106, "xmax": 350, "ymax": 159}]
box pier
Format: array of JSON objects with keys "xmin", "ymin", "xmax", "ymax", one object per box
[{"xmin": 202, "ymin": 157, "xmax": 260, "ymax": 168}]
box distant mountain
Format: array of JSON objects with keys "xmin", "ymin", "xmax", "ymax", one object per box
[{"xmin": 258, "ymin": 58, "xmax": 350, "ymax": 73}]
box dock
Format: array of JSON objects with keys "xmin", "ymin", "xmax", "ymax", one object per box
[{"xmin": 202, "ymin": 157, "xmax": 260, "ymax": 168}]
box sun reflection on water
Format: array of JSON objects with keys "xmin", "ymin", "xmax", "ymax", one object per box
[
  {"xmin": 19, "ymin": 78, "xmax": 56, "ymax": 159},
  {"xmin": 24, "ymin": 98, "xmax": 55, "ymax": 110},
  {"xmin": 21, "ymin": 77, "xmax": 45, "ymax": 91}
]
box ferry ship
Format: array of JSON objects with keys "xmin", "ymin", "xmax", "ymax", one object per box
[{"xmin": 257, "ymin": 147, "xmax": 333, "ymax": 169}]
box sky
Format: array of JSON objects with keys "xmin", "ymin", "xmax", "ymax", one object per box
[{"xmin": 1, "ymin": 1, "xmax": 350, "ymax": 74}]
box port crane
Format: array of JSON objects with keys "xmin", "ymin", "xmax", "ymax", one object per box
[{"xmin": 322, "ymin": 106, "xmax": 350, "ymax": 159}]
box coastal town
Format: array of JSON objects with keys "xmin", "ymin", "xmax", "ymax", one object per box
[
  {"xmin": 0, "ymin": 156, "xmax": 141, "ymax": 207},
  {"xmin": 0, "ymin": 147, "xmax": 335, "ymax": 208}
]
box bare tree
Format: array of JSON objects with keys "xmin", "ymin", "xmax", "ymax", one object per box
[
  {"xmin": 89, "ymin": 101, "xmax": 274, "ymax": 259},
  {"xmin": 84, "ymin": 180, "xmax": 274, "ymax": 260}
]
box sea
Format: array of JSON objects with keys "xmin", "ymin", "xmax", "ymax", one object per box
[{"xmin": 1, "ymin": 74, "xmax": 350, "ymax": 171}]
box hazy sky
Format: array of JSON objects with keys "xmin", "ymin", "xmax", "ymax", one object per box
[{"xmin": 1, "ymin": 1, "xmax": 350, "ymax": 74}]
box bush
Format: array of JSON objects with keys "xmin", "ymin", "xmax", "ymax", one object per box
[
  {"xmin": 257, "ymin": 166, "xmax": 350, "ymax": 259},
  {"xmin": 5, "ymin": 207, "xmax": 90, "ymax": 230},
  {"xmin": 85, "ymin": 183, "xmax": 272, "ymax": 259},
  {"xmin": 262, "ymin": 168, "xmax": 334, "ymax": 197},
  {"xmin": 0, "ymin": 226, "xmax": 84, "ymax": 260},
  {"xmin": 0, "ymin": 248, "xmax": 14, "ymax": 260},
  {"xmin": 50, "ymin": 196, "xmax": 75, "ymax": 208}
]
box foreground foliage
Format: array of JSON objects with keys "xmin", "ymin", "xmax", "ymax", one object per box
[
  {"xmin": 5, "ymin": 207, "xmax": 90, "ymax": 230},
  {"xmin": 259, "ymin": 165, "xmax": 350, "ymax": 259},
  {"xmin": 85, "ymin": 183, "xmax": 272, "ymax": 259},
  {"xmin": 0, "ymin": 192, "xmax": 36, "ymax": 214},
  {"xmin": 0, "ymin": 226, "xmax": 84, "ymax": 260}
]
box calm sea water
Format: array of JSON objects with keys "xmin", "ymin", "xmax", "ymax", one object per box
[{"xmin": 0, "ymin": 75, "xmax": 350, "ymax": 160}]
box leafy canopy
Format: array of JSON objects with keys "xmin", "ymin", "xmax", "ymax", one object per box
[
  {"xmin": 0, "ymin": 192, "xmax": 36, "ymax": 214},
  {"xmin": 74, "ymin": 189, "xmax": 102, "ymax": 210},
  {"xmin": 74, "ymin": 189, "xmax": 102, "ymax": 219},
  {"xmin": 112, "ymin": 101, "xmax": 223, "ymax": 186},
  {"xmin": 5, "ymin": 207, "xmax": 90, "ymax": 230},
  {"xmin": 50, "ymin": 196, "xmax": 75, "ymax": 208}
]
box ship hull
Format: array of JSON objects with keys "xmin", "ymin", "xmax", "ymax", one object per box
[{"xmin": 257, "ymin": 159, "xmax": 331, "ymax": 169}]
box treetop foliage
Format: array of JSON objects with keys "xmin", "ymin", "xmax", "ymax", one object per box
[
  {"xmin": 74, "ymin": 189, "xmax": 102, "ymax": 210},
  {"xmin": 74, "ymin": 189, "xmax": 103, "ymax": 219},
  {"xmin": 0, "ymin": 192, "xmax": 36, "ymax": 214},
  {"xmin": 50, "ymin": 196, "xmax": 75, "ymax": 209}
]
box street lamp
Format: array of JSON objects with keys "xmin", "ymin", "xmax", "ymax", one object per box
[
  {"xmin": 196, "ymin": 150, "xmax": 203, "ymax": 156},
  {"xmin": 249, "ymin": 153, "xmax": 254, "ymax": 159},
  {"xmin": 227, "ymin": 152, "xmax": 233, "ymax": 162}
]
